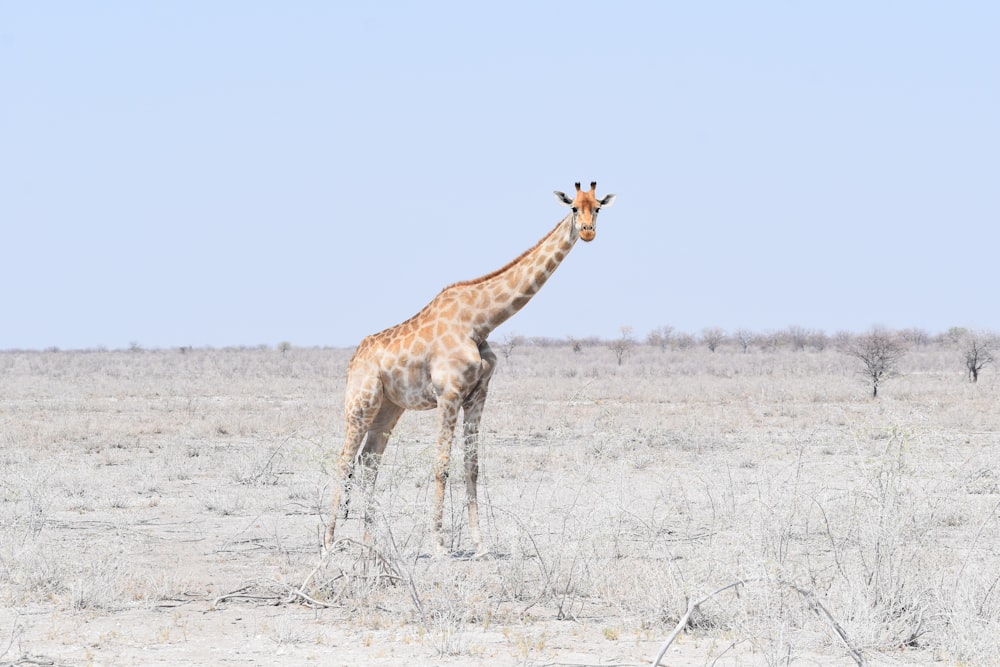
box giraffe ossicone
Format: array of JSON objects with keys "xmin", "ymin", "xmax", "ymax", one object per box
[{"xmin": 326, "ymin": 182, "xmax": 616, "ymax": 556}]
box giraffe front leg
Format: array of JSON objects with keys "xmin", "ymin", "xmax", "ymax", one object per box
[
  {"xmin": 433, "ymin": 397, "xmax": 461, "ymax": 555},
  {"xmin": 463, "ymin": 343, "xmax": 495, "ymax": 558}
]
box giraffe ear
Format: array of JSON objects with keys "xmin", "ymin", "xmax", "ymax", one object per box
[
  {"xmin": 554, "ymin": 191, "xmax": 574, "ymax": 206},
  {"xmin": 599, "ymin": 194, "xmax": 617, "ymax": 208}
]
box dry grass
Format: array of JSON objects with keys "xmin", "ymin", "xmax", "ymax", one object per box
[{"xmin": 0, "ymin": 343, "xmax": 998, "ymax": 665}]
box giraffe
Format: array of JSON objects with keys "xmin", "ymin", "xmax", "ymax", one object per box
[{"xmin": 326, "ymin": 182, "xmax": 616, "ymax": 555}]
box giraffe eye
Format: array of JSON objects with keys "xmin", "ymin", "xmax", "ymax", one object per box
[{"xmin": 571, "ymin": 207, "xmax": 578, "ymax": 213}]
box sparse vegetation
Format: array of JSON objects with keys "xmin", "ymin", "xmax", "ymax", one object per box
[{"xmin": 0, "ymin": 330, "xmax": 998, "ymax": 665}]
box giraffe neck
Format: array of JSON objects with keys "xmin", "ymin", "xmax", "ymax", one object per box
[{"xmin": 442, "ymin": 213, "xmax": 579, "ymax": 342}]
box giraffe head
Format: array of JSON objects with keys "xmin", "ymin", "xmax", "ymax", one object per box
[{"xmin": 553, "ymin": 181, "xmax": 616, "ymax": 242}]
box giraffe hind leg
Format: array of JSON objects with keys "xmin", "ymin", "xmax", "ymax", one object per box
[
  {"xmin": 357, "ymin": 402, "xmax": 404, "ymax": 544},
  {"xmin": 326, "ymin": 366, "xmax": 383, "ymax": 549}
]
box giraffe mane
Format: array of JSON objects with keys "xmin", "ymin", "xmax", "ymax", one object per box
[
  {"xmin": 441, "ymin": 221, "xmax": 562, "ymax": 291},
  {"xmin": 379, "ymin": 218, "xmax": 564, "ymax": 336}
]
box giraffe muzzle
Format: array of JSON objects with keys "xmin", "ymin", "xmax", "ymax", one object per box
[{"xmin": 579, "ymin": 225, "xmax": 596, "ymax": 242}]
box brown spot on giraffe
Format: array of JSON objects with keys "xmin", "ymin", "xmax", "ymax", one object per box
[{"xmin": 325, "ymin": 182, "xmax": 616, "ymax": 556}]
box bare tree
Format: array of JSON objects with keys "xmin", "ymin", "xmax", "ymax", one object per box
[
  {"xmin": 528, "ymin": 336, "xmax": 559, "ymax": 347},
  {"xmin": 899, "ymin": 327, "xmax": 930, "ymax": 348},
  {"xmin": 757, "ymin": 330, "xmax": 781, "ymax": 353},
  {"xmin": 609, "ymin": 325, "xmax": 635, "ymax": 365},
  {"xmin": 945, "ymin": 326, "xmax": 969, "ymax": 346},
  {"xmin": 646, "ymin": 325, "xmax": 674, "ymax": 351},
  {"xmin": 845, "ymin": 327, "xmax": 906, "ymax": 398},
  {"xmin": 808, "ymin": 330, "xmax": 829, "ymax": 352},
  {"xmin": 787, "ymin": 325, "xmax": 809, "ymax": 351},
  {"xmin": 499, "ymin": 332, "xmax": 522, "ymax": 362},
  {"xmin": 963, "ymin": 332, "xmax": 995, "ymax": 383},
  {"xmin": 734, "ymin": 328, "xmax": 754, "ymax": 353},
  {"xmin": 673, "ymin": 332, "xmax": 695, "ymax": 350},
  {"xmin": 701, "ymin": 327, "xmax": 725, "ymax": 353},
  {"xmin": 831, "ymin": 330, "xmax": 855, "ymax": 350}
]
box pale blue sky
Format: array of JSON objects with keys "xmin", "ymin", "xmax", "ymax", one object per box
[{"xmin": 2, "ymin": 2, "xmax": 998, "ymax": 350}]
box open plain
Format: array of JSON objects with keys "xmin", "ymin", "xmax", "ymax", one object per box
[{"xmin": 1, "ymin": 340, "xmax": 998, "ymax": 666}]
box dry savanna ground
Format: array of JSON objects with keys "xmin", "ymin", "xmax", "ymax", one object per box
[{"xmin": 1, "ymin": 342, "xmax": 998, "ymax": 666}]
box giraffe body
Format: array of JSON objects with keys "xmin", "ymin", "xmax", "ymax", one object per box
[{"xmin": 326, "ymin": 183, "xmax": 616, "ymax": 555}]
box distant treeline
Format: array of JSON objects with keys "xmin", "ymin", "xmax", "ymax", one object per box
[{"xmin": 502, "ymin": 325, "xmax": 997, "ymax": 353}]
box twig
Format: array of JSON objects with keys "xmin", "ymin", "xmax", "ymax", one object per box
[
  {"xmin": 811, "ymin": 494, "xmax": 848, "ymax": 583},
  {"xmin": 327, "ymin": 537, "xmax": 404, "ymax": 585},
  {"xmin": 784, "ymin": 581, "xmax": 866, "ymax": 666},
  {"xmin": 376, "ymin": 521, "xmax": 425, "ymax": 624},
  {"xmin": 213, "ymin": 578, "xmax": 343, "ymax": 609},
  {"xmin": 213, "ymin": 538, "xmax": 407, "ymax": 611},
  {"xmin": 1, "ymin": 613, "xmax": 20, "ymax": 661},
  {"xmin": 299, "ymin": 537, "xmax": 337, "ymax": 593},
  {"xmin": 650, "ymin": 578, "xmax": 865, "ymax": 667},
  {"xmin": 954, "ymin": 498, "xmax": 1000, "ymax": 593},
  {"xmin": 214, "ymin": 510, "xmax": 269, "ymax": 554},
  {"xmin": 482, "ymin": 504, "xmax": 557, "ymax": 616},
  {"xmin": 11, "ymin": 655, "xmax": 56, "ymax": 666},
  {"xmin": 212, "ymin": 583, "xmax": 272, "ymax": 607},
  {"xmin": 283, "ymin": 581, "xmax": 340, "ymax": 609},
  {"xmin": 707, "ymin": 639, "xmax": 747, "ymax": 666},
  {"xmin": 651, "ymin": 580, "xmax": 745, "ymax": 667},
  {"xmin": 240, "ymin": 434, "xmax": 294, "ymax": 485}
]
